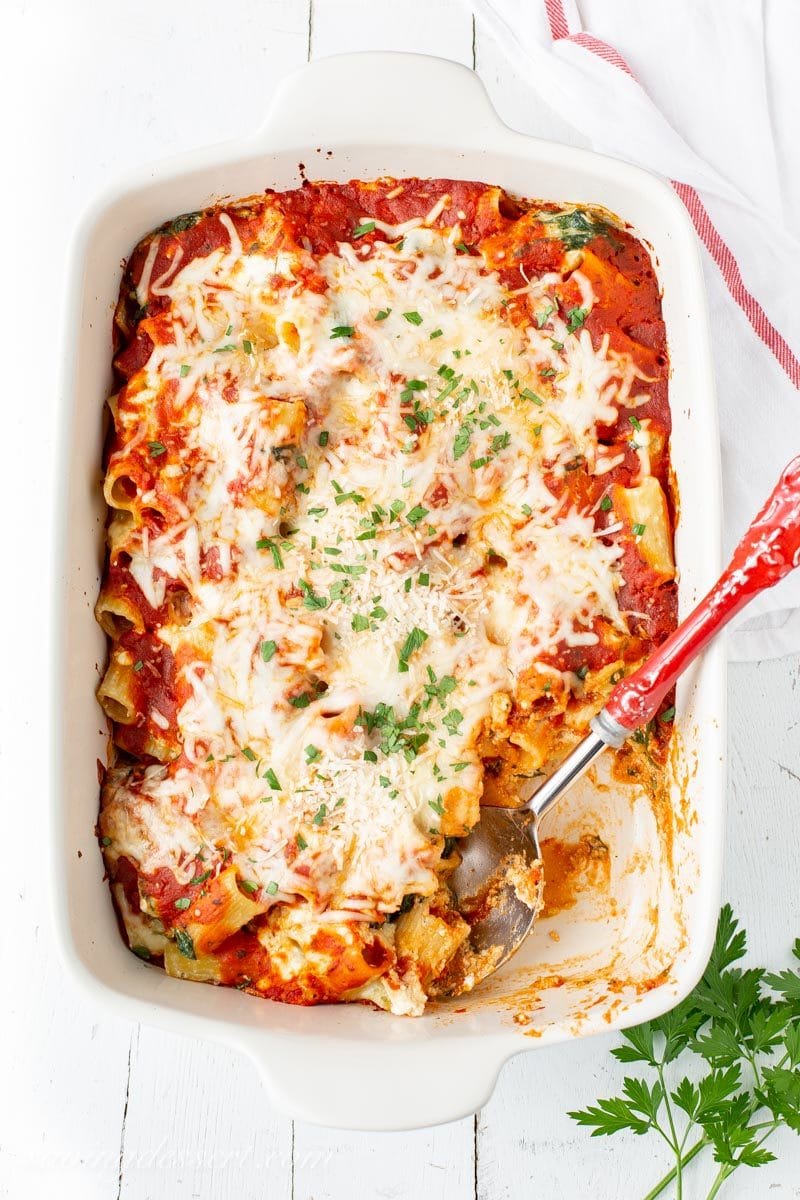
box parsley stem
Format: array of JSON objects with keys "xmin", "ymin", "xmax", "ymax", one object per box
[
  {"xmin": 640, "ymin": 1137, "xmax": 708, "ymax": 1200},
  {"xmin": 655, "ymin": 1061, "xmax": 683, "ymax": 1199},
  {"xmin": 704, "ymin": 1164, "xmax": 735, "ymax": 1200},
  {"xmin": 744, "ymin": 1047, "xmax": 763, "ymax": 1090}
]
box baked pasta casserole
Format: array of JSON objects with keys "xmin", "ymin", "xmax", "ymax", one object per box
[{"xmin": 95, "ymin": 178, "xmax": 677, "ymax": 1015}]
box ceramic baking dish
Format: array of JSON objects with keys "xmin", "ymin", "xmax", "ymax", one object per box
[{"xmin": 54, "ymin": 51, "xmax": 724, "ymax": 1131}]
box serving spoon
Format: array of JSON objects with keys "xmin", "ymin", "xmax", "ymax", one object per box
[{"xmin": 446, "ymin": 453, "xmax": 800, "ymax": 994}]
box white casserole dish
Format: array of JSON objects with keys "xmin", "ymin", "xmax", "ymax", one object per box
[{"xmin": 54, "ymin": 51, "xmax": 724, "ymax": 1131}]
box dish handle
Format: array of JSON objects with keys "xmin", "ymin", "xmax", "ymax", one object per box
[
  {"xmin": 258, "ymin": 52, "xmax": 506, "ymax": 150},
  {"xmin": 238, "ymin": 1030, "xmax": 506, "ymax": 1130}
]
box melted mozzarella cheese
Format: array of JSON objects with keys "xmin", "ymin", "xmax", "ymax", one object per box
[{"xmin": 104, "ymin": 204, "xmax": 645, "ymax": 922}]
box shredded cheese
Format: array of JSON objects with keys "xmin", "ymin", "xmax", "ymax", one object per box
[{"xmin": 103, "ymin": 197, "xmax": 651, "ymax": 936}]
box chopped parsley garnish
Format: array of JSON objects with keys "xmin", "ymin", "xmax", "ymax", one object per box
[
  {"xmin": 132, "ymin": 945, "xmax": 151, "ymax": 960},
  {"xmin": 403, "ymin": 311, "xmax": 423, "ymax": 326},
  {"xmin": 266, "ymin": 881, "xmax": 279, "ymax": 895},
  {"xmin": 304, "ymin": 745, "xmax": 322, "ymax": 763},
  {"xmin": 260, "ymin": 639, "xmax": 277, "ymax": 663},
  {"xmin": 404, "ymin": 378, "xmax": 427, "ymax": 393},
  {"xmin": 179, "ymin": 364, "xmax": 191, "ymax": 378},
  {"xmin": 312, "ymin": 804, "xmax": 327, "ymax": 826},
  {"xmin": 133, "ymin": 660, "xmax": 144, "ymax": 673},
  {"xmin": 213, "ymin": 343, "xmax": 237, "ymax": 353},
  {"xmin": 442, "ymin": 709, "xmax": 464, "ymax": 735},
  {"xmin": 453, "ymin": 424, "xmax": 472, "ymax": 460},
  {"xmin": 174, "ymin": 928, "xmax": 195, "ymax": 959},
  {"xmin": 264, "ymin": 768, "xmax": 282, "ymax": 791},
  {"xmin": 576, "ymin": 665, "xmax": 589, "ymax": 681},
  {"xmin": 296, "ymin": 833, "xmax": 308, "ymax": 851},
  {"xmin": 256, "ymin": 538, "xmax": 284, "ymax": 569},
  {"xmin": 318, "ymin": 430, "xmax": 329, "ymax": 447},
  {"xmin": 566, "ymin": 307, "xmax": 588, "ymax": 333},
  {"xmin": 435, "ymin": 372, "xmax": 462, "ymax": 405},
  {"xmin": 298, "ymin": 580, "xmax": 328, "ymax": 610},
  {"xmin": 174, "ymin": 897, "xmax": 190, "ymax": 911},
  {"xmin": 330, "ymin": 562, "xmax": 367, "ymax": 577},
  {"xmin": 406, "ymin": 504, "xmax": 429, "ymax": 527},
  {"xmin": 632, "ymin": 522, "xmax": 647, "ymax": 537},
  {"xmin": 430, "ymin": 328, "xmax": 444, "ymax": 339},
  {"xmin": 330, "ymin": 325, "xmax": 355, "ymax": 339},
  {"xmin": 289, "ymin": 693, "xmax": 311, "ymax": 709},
  {"xmin": 629, "ymin": 414, "xmax": 643, "ymax": 431},
  {"xmin": 242, "ymin": 339, "xmax": 253, "ymax": 354},
  {"xmin": 189, "ymin": 869, "xmax": 212, "ymax": 887},
  {"xmin": 398, "ymin": 626, "xmax": 428, "ymax": 673},
  {"xmin": 242, "ymin": 746, "xmax": 257, "ymax": 761},
  {"xmin": 520, "ymin": 388, "xmax": 544, "ymax": 406},
  {"xmin": 375, "ymin": 308, "xmax": 391, "ymax": 321},
  {"xmin": 352, "ymin": 220, "xmax": 376, "ymax": 238},
  {"xmin": 357, "ymin": 702, "xmax": 429, "ymax": 761},
  {"xmin": 148, "ymin": 441, "xmax": 167, "ymax": 457},
  {"xmin": 351, "ymin": 613, "xmax": 370, "ymax": 632},
  {"xmin": 659, "ymin": 706, "xmax": 676, "ymax": 723},
  {"xmin": 536, "ymin": 303, "xmax": 555, "ymax": 328},
  {"xmin": 424, "ymin": 668, "xmax": 457, "ymax": 709},
  {"xmin": 332, "ymin": 480, "xmax": 364, "ymax": 506},
  {"xmin": 429, "ymin": 796, "xmax": 445, "ymax": 816},
  {"xmin": 521, "ymin": 504, "xmax": 532, "ymax": 517},
  {"xmin": 600, "ymin": 495, "xmax": 613, "ymax": 512}
]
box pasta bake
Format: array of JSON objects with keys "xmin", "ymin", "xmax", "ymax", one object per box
[{"xmin": 95, "ymin": 177, "xmax": 676, "ymax": 1015}]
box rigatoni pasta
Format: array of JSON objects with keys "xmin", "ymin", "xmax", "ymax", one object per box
[{"xmin": 95, "ymin": 178, "xmax": 677, "ymax": 1014}]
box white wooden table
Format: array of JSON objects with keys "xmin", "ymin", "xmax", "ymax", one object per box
[{"xmin": 3, "ymin": 3, "xmax": 799, "ymax": 1196}]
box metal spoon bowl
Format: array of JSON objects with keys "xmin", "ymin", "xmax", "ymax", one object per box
[
  {"xmin": 442, "ymin": 725, "xmax": 612, "ymax": 995},
  {"xmin": 448, "ymin": 806, "xmax": 543, "ymax": 972}
]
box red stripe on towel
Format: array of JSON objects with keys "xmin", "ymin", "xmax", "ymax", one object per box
[{"xmin": 541, "ymin": 0, "xmax": 800, "ymax": 387}]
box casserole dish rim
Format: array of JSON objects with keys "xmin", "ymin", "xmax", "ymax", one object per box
[{"xmin": 53, "ymin": 50, "xmax": 725, "ymax": 1131}]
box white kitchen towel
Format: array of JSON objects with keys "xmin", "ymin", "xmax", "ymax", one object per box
[{"xmin": 470, "ymin": 0, "xmax": 800, "ymax": 660}]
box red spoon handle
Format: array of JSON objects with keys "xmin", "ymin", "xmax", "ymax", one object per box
[{"xmin": 605, "ymin": 454, "xmax": 800, "ymax": 731}]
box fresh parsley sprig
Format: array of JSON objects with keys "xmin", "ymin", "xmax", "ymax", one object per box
[{"xmin": 569, "ymin": 906, "xmax": 800, "ymax": 1199}]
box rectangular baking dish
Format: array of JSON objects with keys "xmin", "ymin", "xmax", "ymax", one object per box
[{"xmin": 54, "ymin": 51, "xmax": 724, "ymax": 1131}]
